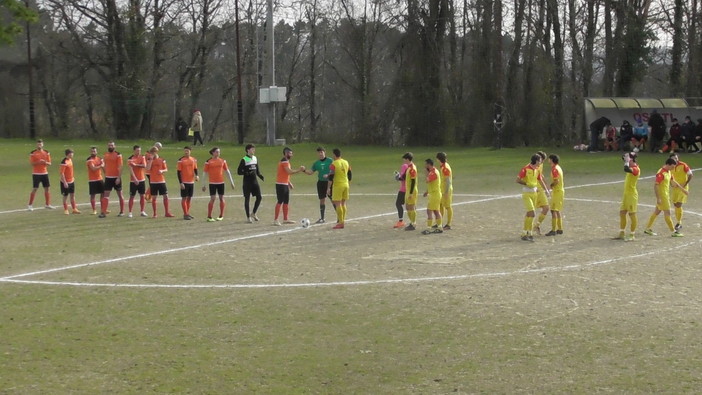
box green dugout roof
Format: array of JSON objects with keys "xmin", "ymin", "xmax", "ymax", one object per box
[{"xmin": 586, "ymin": 97, "xmax": 689, "ymax": 109}]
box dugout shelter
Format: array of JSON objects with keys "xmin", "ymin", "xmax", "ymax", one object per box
[{"xmin": 585, "ymin": 97, "xmax": 702, "ymax": 130}]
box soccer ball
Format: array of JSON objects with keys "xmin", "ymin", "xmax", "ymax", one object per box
[
  {"xmin": 154, "ymin": 142, "xmax": 163, "ymax": 149},
  {"xmin": 632, "ymin": 147, "xmax": 639, "ymax": 153},
  {"xmin": 300, "ymin": 218, "xmax": 311, "ymax": 228}
]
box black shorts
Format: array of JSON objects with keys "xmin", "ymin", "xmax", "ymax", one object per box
[
  {"xmin": 88, "ymin": 180, "xmax": 104, "ymax": 195},
  {"xmin": 275, "ymin": 183, "xmax": 290, "ymax": 204},
  {"xmin": 60, "ymin": 182, "xmax": 75, "ymax": 196},
  {"xmin": 104, "ymin": 177, "xmax": 123, "ymax": 191},
  {"xmin": 316, "ymin": 180, "xmax": 330, "ymax": 200},
  {"xmin": 209, "ymin": 183, "xmax": 225, "ymax": 196},
  {"xmin": 242, "ymin": 181, "xmax": 261, "ymax": 198},
  {"xmin": 180, "ymin": 183, "xmax": 195, "ymax": 198},
  {"xmin": 32, "ymin": 174, "xmax": 50, "ymax": 188},
  {"xmin": 150, "ymin": 183, "xmax": 168, "ymax": 196},
  {"xmin": 130, "ymin": 180, "xmax": 146, "ymax": 196}
]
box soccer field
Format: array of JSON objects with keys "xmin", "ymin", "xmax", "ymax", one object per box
[{"xmin": 2, "ymin": 140, "xmax": 702, "ymax": 392}]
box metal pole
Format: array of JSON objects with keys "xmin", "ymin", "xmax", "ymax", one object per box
[
  {"xmin": 265, "ymin": 0, "xmax": 276, "ymax": 146},
  {"xmin": 25, "ymin": 0, "xmax": 36, "ymax": 139},
  {"xmin": 235, "ymin": 0, "xmax": 244, "ymax": 144}
]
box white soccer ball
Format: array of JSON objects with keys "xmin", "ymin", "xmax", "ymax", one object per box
[
  {"xmin": 632, "ymin": 147, "xmax": 639, "ymax": 153},
  {"xmin": 300, "ymin": 218, "xmax": 311, "ymax": 228},
  {"xmin": 154, "ymin": 142, "xmax": 163, "ymax": 149}
]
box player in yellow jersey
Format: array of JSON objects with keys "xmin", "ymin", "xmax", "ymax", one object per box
[
  {"xmin": 544, "ymin": 154, "xmax": 564, "ymax": 236},
  {"xmin": 327, "ymin": 148, "xmax": 351, "ymax": 229},
  {"xmin": 516, "ymin": 154, "xmax": 547, "ymax": 241},
  {"xmin": 532, "ymin": 151, "xmax": 550, "ymax": 235},
  {"xmin": 615, "ymin": 152, "xmax": 640, "ymax": 241},
  {"xmin": 643, "ymin": 157, "xmax": 687, "ymax": 237},
  {"xmin": 400, "ymin": 152, "xmax": 419, "ymax": 231},
  {"xmin": 436, "ymin": 152, "xmax": 453, "ymax": 230},
  {"xmin": 668, "ymin": 153, "xmax": 693, "ymax": 232},
  {"xmin": 421, "ymin": 159, "xmax": 443, "ymax": 234}
]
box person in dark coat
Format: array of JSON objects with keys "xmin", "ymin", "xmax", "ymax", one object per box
[
  {"xmin": 589, "ymin": 116, "xmax": 611, "ymax": 152},
  {"xmin": 647, "ymin": 110, "xmax": 666, "ymax": 153},
  {"xmin": 175, "ymin": 117, "xmax": 188, "ymax": 141},
  {"xmin": 680, "ymin": 116, "xmax": 698, "ymax": 153}
]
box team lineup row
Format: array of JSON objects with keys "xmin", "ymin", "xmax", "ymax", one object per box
[
  {"xmin": 516, "ymin": 150, "xmax": 693, "ymax": 242},
  {"xmin": 28, "ymin": 139, "xmax": 693, "ymax": 238}
]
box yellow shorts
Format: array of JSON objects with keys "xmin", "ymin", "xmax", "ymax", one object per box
[
  {"xmin": 441, "ymin": 190, "xmax": 453, "ymax": 207},
  {"xmin": 536, "ymin": 190, "xmax": 549, "ymax": 207},
  {"xmin": 332, "ymin": 184, "xmax": 349, "ymax": 201},
  {"xmin": 672, "ymin": 188, "xmax": 688, "ymax": 205},
  {"xmin": 427, "ymin": 194, "xmax": 442, "ymax": 211},
  {"xmin": 522, "ymin": 191, "xmax": 537, "ymax": 212},
  {"xmin": 656, "ymin": 197, "xmax": 671, "ymax": 211},
  {"xmin": 550, "ymin": 190, "xmax": 564, "ymax": 211},
  {"xmin": 619, "ymin": 195, "xmax": 638, "ymax": 213},
  {"xmin": 405, "ymin": 192, "xmax": 418, "ymax": 205}
]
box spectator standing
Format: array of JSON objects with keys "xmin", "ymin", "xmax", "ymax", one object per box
[
  {"xmin": 588, "ymin": 116, "xmax": 610, "ymax": 152},
  {"xmin": 191, "ymin": 110, "xmax": 204, "ymax": 146},
  {"xmin": 648, "ymin": 110, "xmax": 666, "ymax": 153},
  {"xmin": 175, "ymin": 117, "xmax": 189, "ymax": 141}
]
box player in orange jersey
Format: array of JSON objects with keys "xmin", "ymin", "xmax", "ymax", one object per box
[
  {"xmin": 27, "ymin": 139, "xmax": 54, "ymax": 210},
  {"xmin": 177, "ymin": 146, "xmax": 199, "ymax": 220},
  {"xmin": 273, "ymin": 147, "xmax": 305, "ymax": 225},
  {"xmin": 127, "ymin": 145, "xmax": 148, "ymax": 218},
  {"xmin": 59, "ymin": 148, "xmax": 80, "ymax": 215},
  {"xmin": 86, "ymin": 146, "xmax": 105, "ymax": 215},
  {"xmin": 144, "ymin": 142, "xmax": 162, "ymax": 202},
  {"xmin": 201, "ymin": 147, "xmax": 235, "ymax": 222},
  {"xmin": 102, "ymin": 141, "xmax": 125, "ymax": 217},
  {"xmin": 146, "ymin": 146, "xmax": 174, "ymax": 218}
]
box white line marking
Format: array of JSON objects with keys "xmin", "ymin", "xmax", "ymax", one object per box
[{"xmin": 1, "ymin": 175, "xmax": 700, "ymax": 289}]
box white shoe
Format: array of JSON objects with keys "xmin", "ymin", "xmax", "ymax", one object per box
[
  {"xmin": 45, "ymin": 205, "xmax": 55, "ymax": 209},
  {"xmin": 27, "ymin": 205, "xmax": 33, "ymax": 211},
  {"xmin": 252, "ymin": 213, "xmax": 259, "ymax": 221},
  {"xmin": 140, "ymin": 211, "xmax": 148, "ymax": 217},
  {"xmin": 247, "ymin": 217, "xmax": 253, "ymax": 223},
  {"xmin": 128, "ymin": 212, "xmax": 133, "ymax": 218},
  {"xmin": 273, "ymin": 220, "xmax": 281, "ymax": 226}
]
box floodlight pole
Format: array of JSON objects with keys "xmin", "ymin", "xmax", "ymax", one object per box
[
  {"xmin": 25, "ymin": 0, "xmax": 36, "ymax": 139},
  {"xmin": 235, "ymin": 0, "xmax": 244, "ymax": 144},
  {"xmin": 265, "ymin": 0, "xmax": 276, "ymax": 146}
]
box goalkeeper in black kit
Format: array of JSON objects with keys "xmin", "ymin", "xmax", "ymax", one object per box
[{"xmin": 237, "ymin": 144, "xmax": 265, "ymax": 223}]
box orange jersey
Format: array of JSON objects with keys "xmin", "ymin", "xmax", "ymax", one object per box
[
  {"xmin": 203, "ymin": 157, "xmax": 228, "ymax": 184},
  {"xmin": 86, "ymin": 156, "xmax": 104, "ymax": 182},
  {"xmin": 276, "ymin": 158, "xmax": 291, "ymax": 185},
  {"xmin": 149, "ymin": 157, "xmax": 168, "ymax": 183},
  {"xmin": 29, "ymin": 149, "xmax": 51, "ymax": 175},
  {"xmin": 128, "ymin": 154, "xmax": 147, "ymax": 182},
  {"xmin": 103, "ymin": 151, "xmax": 123, "ymax": 178},
  {"xmin": 177, "ymin": 156, "xmax": 198, "ymax": 184},
  {"xmin": 59, "ymin": 157, "xmax": 74, "ymax": 183},
  {"xmin": 144, "ymin": 152, "xmax": 154, "ymax": 176}
]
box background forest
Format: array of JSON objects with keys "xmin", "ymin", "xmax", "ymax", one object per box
[{"xmin": 1, "ymin": 0, "xmax": 701, "ymax": 147}]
